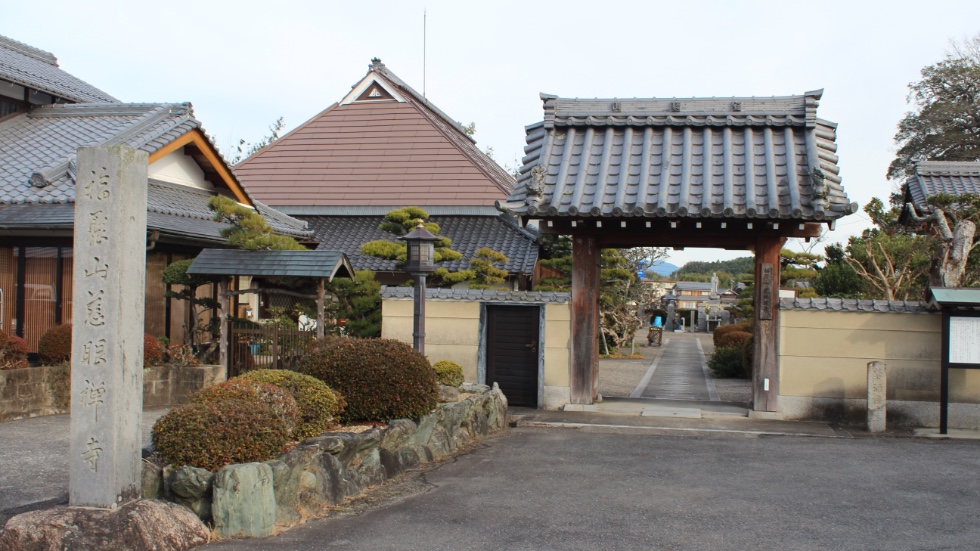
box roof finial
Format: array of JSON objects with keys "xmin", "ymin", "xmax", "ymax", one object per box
[{"xmin": 370, "ymin": 58, "xmax": 384, "ymax": 71}]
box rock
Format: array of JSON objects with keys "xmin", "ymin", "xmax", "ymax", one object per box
[
  {"xmin": 380, "ymin": 419, "xmax": 417, "ymax": 452},
  {"xmin": 461, "ymin": 383, "xmax": 490, "ymax": 394},
  {"xmin": 142, "ymin": 460, "xmax": 163, "ymax": 500},
  {"xmin": 426, "ymin": 424, "xmax": 454, "ymax": 459},
  {"xmin": 380, "ymin": 447, "xmax": 420, "ymax": 477},
  {"xmin": 212, "ymin": 462, "xmax": 276, "ymax": 539},
  {"xmin": 267, "ymin": 443, "xmax": 348, "ymax": 526},
  {"xmin": 166, "ymin": 465, "xmax": 214, "ymax": 521},
  {"xmin": 0, "ymin": 499, "xmax": 208, "ymax": 551},
  {"xmin": 438, "ymin": 385, "xmax": 460, "ymax": 402}
]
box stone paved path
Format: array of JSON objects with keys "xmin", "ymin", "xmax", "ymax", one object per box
[{"xmin": 633, "ymin": 333, "xmax": 718, "ymax": 401}]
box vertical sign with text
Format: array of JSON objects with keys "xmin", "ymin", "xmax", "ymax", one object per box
[{"xmin": 69, "ymin": 146, "xmax": 148, "ymax": 508}]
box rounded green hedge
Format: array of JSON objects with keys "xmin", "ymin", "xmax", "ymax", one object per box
[
  {"xmin": 715, "ymin": 330, "xmax": 752, "ymax": 350},
  {"xmin": 432, "ymin": 360, "xmax": 464, "ymax": 387},
  {"xmin": 709, "ymin": 346, "xmax": 749, "ymax": 379},
  {"xmin": 152, "ymin": 398, "xmax": 291, "ymax": 472},
  {"xmin": 241, "ymin": 369, "xmax": 346, "ymax": 439},
  {"xmin": 299, "ymin": 338, "xmax": 438, "ymax": 422},
  {"xmin": 37, "ymin": 324, "xmax": 72, "ymax": 364},
  {"xmin": 191, "ymin": 378, "xmax": 299, "ymax": 435}
]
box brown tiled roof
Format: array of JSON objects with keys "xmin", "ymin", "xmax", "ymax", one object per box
[{"xmin": 234, "ymin": 60, "xmax": 515, "ymax": 208}]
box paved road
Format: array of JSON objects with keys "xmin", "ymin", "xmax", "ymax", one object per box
[
  {"xmin": 0, "ymin": 409, "xmax": 166, "ymax": 526},
  {"xmin": 205, "ymin": 427, "xmax": 980, "ymax": 550},
  {"xmin": 635, "ymin": 333, "xmax": 717, "ymax": 401}
]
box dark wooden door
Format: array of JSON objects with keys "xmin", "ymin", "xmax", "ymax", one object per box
[{"xmin": 486, "ymin": 305, "xmax": 539, "ymax": 407}]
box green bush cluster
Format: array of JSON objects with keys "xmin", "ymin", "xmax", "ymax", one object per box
[
  {"xmin": 191, "ymin": 378, "xmax": 299, "ymax": 434},
  {"xmin": 715, "ymin": 330, "xmax": 752, "ymax": 350},
  {"xmin": 0, "ymin": 329, "xmax": 29, "ymax": 370},
  {"xmin": 712, "ymin": 320, "xmax": 753, "ymax": 348},
  {"xmin": 37, "ymin": 324, "xmax": 72, "ymax": 364},
  {"xmin": 708, "ymin": 346, "xmax": 750, "ymax": 378},
  {"xmin": 432, "ymin": 360, "xmax": 464, "ymax": 387},
  {"xmin": 241, "ymin": 369, "xmax": 346, "ymax": 439},
  {"xmin": 152, "ymin": 398, "xmax": 291, "ymax": 472},
  {"xmin": 300, "ymin": 338, "xmax": 438, "ymax": 422}
]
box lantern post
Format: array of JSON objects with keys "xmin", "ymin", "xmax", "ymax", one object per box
[{"xmin": 399, "ymin": 222, "xmax": 439, "ymax": 353}]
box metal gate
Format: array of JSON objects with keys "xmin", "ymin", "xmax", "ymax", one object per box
[{"xmin": 228, "ymin": 323, "xmax": 316, "ymax": 378}]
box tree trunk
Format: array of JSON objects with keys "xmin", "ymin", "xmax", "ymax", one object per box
[{"xmin": 932, "ymin": 219, "xmax": 976, "ymax": 288}]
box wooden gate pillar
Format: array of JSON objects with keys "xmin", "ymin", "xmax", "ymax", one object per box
[
  {"xmin": 571, "ymin": 234, "xmax": 600, "ymax": 404},
  {"xmin": 753, "ymin": 236, "xmax": 785, "ymax": 412}
]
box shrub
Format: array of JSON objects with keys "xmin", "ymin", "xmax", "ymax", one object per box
[
  {"xmin": 144, "ymin": 334, "xmax": 165, "ymax": 366},
  {"xmin": 37, "ymin": 324, "xmax": 72, "ymax": 364},
  {"xmin": 152, "ymin": 398, "xmax": 290, "ymax": 472},
  {"xmin": 0, "ymin": 330, "xmax": 28, "ymax": 370},
  {"xmin": 432, "ymin": 360, "xmax": 464, "ymax": 387},
  {"xmin": 709, "ymin": 346, "xmax": 750, "ymax": 378},
  {"xmin": 715, "ymin": 330, "xmax": 752, "ymax": 350},
  {"xmin": 300, "ymin": 338, "xmax": 438, "ymax": 422},
  {"xmin": 712, "ymin": 320, "xmax": 754, "ymax": 348},
  {"xmin": 165, "ymin": 343, "xmax": 201, "ymax": 367},
  {"xmin": 241, "ymin": 369, "xmax": 346, "ymax": 439},
  {"xmin": 192, "ymin": 378, "xmax": 299, "ymax": 434},
  {"xmin": 742, "ymin": 334, "xmax": 755, "ymax": 377}
]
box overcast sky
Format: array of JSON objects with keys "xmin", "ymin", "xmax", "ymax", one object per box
[{"xmin": 5, "ymin": 1, "xmax": 980, "ymax": 268}]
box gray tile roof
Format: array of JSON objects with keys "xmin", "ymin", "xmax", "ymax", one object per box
[
  {"xmin": 187, "ymin": 249, "xmax": 354, "ymax": 280},
  {"xmin": 381, "ymin": 287, "xmax": 570, "ymax": 303},
  {"xmin": 674, "ymin": 282, "xmax": 713, "ymax": 291},
  {"xmin": 0, "ymin": 102, "xmax": 310, "ymax": 241},
  {"xmin": 0, "ymin": 180, "xmax": 309, "ymax": 242},
  {"xmin": 0, "ymin": 34, "xmax": 118, "ymax": 103},
  {"xmin": 301, "ymin": 214, "xmax": 538, "ymax": 275},
  {"xmin": 499, "ymin": 90, "xmax": 856, "ymax": 221},
  {"xmin": 0, "ymin": 103, "xmax": 197, "ymax": 204},
  {"xmin": 779, "ymin": 297, "xmax": 933, "ymax": 313},
  {"xmin": 904, "ymin": 161, "xmax": 980, "ymax": 210}
]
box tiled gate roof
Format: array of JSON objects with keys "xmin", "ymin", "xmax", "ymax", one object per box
[{"xmin": 498, "ymin": 90, "xmax": 856, "ymax": 222}]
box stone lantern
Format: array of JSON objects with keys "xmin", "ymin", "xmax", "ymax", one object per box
[{"xmin": 398, "ymin": 222, "xmax": 440, "ymax": 353}]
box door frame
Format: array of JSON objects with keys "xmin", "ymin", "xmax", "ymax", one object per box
[{"xmin": 477, "ymin": 302, "xmax": 545, "ymax": 408}]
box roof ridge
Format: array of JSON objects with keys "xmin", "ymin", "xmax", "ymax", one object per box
[
  {"xmin": 369, "ymin": 59, "xmax": 476, "ymax": 143},
  {"xmin": 28, "ymin": 103, "xmax": 193, "ymax": 188},
  {"xmin": 0, "ymin": 34, "xmax": 58, "ymax": 66}
]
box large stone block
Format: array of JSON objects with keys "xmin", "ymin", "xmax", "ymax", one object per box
[
  {"xmin": 0, "ymin": 499, "xmax": 208, "ymax": 551},
  {"xmin": 165, "ymin": 465, "xmax": 214, "ymax": 521},
  {"xmin": 212, "ymin": 462, "xmax": 277, "ymax": 539}
]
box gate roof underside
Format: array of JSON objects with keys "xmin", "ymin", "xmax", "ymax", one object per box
[{"xmin": 497, "ymin": 90, "xmax": 857, "ymax": 225}]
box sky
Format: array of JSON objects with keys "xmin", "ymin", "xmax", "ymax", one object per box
[{"xmin": 4, "ymin": 0, "xmax": 980, "ymax": 268}]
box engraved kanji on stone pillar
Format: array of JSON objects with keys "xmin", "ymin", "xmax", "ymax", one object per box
[{"xmin": 69, "ymin": 145, "xmax": 148, "ymax": 509}]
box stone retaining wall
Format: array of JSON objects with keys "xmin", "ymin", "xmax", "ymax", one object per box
[
  {"xmin": 142, "ymin": 383, "xmax": 509, "ymax": 539},
  {"xmin": 0, "ymin": 364, "xmax": 224, "ymax": 422}
]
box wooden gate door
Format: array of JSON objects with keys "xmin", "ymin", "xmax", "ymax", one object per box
[{"xmin": 486, "ymin": 305, "xmax": 539, "ymax": 408}]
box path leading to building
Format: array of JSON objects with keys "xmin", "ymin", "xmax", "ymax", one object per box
[{"xmin": 631, "ymin": 332, "xmax": 718, "ymax": 401}]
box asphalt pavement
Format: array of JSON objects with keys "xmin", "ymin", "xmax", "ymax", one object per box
[{"xmin": 204, "ymin": 426, "xmax": 980, "ymax": 550}]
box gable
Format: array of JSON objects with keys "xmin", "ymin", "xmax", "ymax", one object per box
[{"xmin": 235, "ymin": 101, "xmax": 511, "ymax": 208}]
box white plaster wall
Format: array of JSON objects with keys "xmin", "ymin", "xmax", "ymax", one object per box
[{"xmin": 148, "ymin": 150, "xmax": 211, "ymax": 190}]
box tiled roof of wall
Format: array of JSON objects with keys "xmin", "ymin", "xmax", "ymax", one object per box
[
  {"xmin": 0, "ymin": 34, "xmax": 117, "ymax": 103},
  {"xmin": 234, "ymin": 59, "xmax": 515, "ymax": 208},
  {"xmin": 301, "ymin": 214, "xmax": 538, "ymax": 275},
  {"xmin": 779, "ymin": 298, "xmax": 933, "ymax": 313},
  {"xmin": 499, "ymin": 91, "xmax": 856, "ymax": 221},
  {"xmin": 905, "ymin": 161, "xmax": 980, "ymax": 210},
  {"xmin": 382, "ymin": 287, "xmax": 570, "ymax": 303}
]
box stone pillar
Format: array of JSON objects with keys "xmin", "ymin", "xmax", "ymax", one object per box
[
  {"xmin": 867, "ymin": 361, "xmax": 887, "ymax": 433},
  {"xmin": 69, "ymin": 145, "xmax": 148, "ymax": 508}
]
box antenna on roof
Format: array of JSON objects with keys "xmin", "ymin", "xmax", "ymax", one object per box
[{"xmin": 423, "ymin": 9, "xmax": 427, "ymax": 98}]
